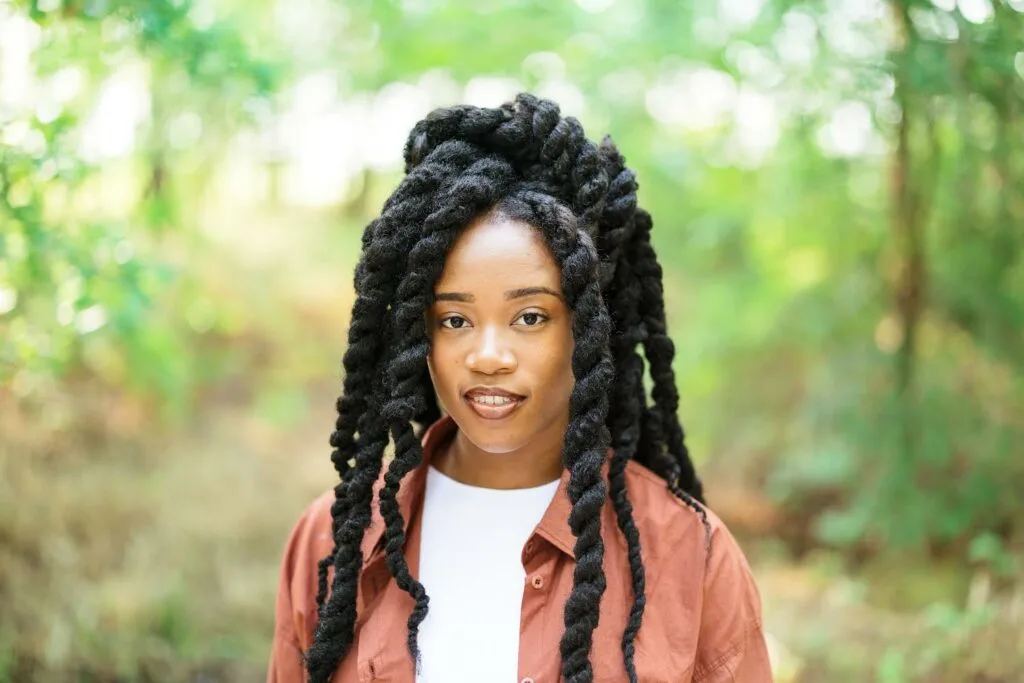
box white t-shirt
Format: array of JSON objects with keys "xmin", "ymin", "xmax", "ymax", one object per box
[{"xmin": 416, "ymin": 465, "xmax": 560, "ymax": 683}]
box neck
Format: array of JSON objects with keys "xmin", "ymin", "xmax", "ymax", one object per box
[{"xmin": 434, "ymin": 428, "xmax": 563, "ymax": 489}]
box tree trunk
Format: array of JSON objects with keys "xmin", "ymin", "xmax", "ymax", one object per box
[{"xmin": 889, "ymin": 0, "xmax": 927, "ymax": 457}]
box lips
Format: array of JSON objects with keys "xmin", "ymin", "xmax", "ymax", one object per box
[{"xmin": 464, "ymin": 386, "xmax": 526, "ymax": 420}]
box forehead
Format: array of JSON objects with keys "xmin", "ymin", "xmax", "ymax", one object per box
[{"xmin": 437, "ymin": 214, "xmax": 561, "ymax": 289}]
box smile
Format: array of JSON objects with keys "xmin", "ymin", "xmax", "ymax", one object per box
[
  {"xmin": 463, "ymin": 388, "xmax": 526, "ymax": 420},
  {"xmin": 470, "ymin": 395, "xmax": 516, "ymax": 406}
]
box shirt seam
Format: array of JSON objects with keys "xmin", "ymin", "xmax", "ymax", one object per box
[
  {"xmin": 691, "ymin": 618, "xmax": 761, "ymax": 682},
  {"xmin": 625, "ymin": 460, "xmax": 710, "ymax": 514}
]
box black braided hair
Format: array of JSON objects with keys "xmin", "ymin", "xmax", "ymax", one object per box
[
  {"xmin": 307, "ymin": 94, "xmax": 707, "ymax": 683},
  {"xmin": 632, "ymin": 209, "xmax": 708, "ymax": 510},
  {"xmin": 594, "ymin": 137, "xmax": 712, "ymax": 680},
  {"xmin": 597, "ymin": 138, "xmax": 648, "ymax": 683},
  {"xmin": 496, "ymin": 191, "xmax": 613, "ymax": 683},
  {"xmin": 376, "ymin": 153, "xmax": 520, "ymax": 668},
  {"xmin": 306, "ymin": 140, "xmax": 498, "ymax": 679}
]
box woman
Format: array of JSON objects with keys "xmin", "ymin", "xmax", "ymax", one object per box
[{"xmin": 268, "ymin": 93, "xmax": 772, "ymax": 683}]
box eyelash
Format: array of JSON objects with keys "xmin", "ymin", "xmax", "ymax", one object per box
[
  {"xmin": 515, "ymin": 312, "xmax": 549, "ymax": 327},
  {"xmin": 437, "ymin": 312, "xmax": 549, "ymax": 329},
  {"xmin": 438, "ymin": 315, "xmax": 469, "ymax": 330}
]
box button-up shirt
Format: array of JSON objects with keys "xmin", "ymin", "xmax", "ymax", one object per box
[{"xmin": 268, "ymin": 416, "xmax": 773, "ymax": 682}]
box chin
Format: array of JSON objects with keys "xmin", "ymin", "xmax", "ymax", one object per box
[
  {"xmin": 456, "ymin": 421, "xmax": 525, "ymax": 454},
  {"xmin": 444, "ymin": 409, "xmax": 527, "ymax": 454}
]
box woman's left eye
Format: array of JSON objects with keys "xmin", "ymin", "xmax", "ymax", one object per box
[
  {"xmin": 440, "ymin": 315, "xmax": 469, "ymax": 329},
  {"xmin": 515, "ymin": 312, "xmax": 548, "ymax": 327}
]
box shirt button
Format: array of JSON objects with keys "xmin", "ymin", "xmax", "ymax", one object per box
[{"xmin": 530, "ymin": 574, "xmax": 544, "ymax": 589}]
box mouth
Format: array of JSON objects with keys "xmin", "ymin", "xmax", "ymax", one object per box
[{"xmin": 463, "ymin": 387, "xmax": 527, "ymax": 421}]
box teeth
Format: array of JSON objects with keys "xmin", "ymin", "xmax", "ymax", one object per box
[{"xmin": 471, "ymin": 395, "xmax": 515, "ymax": 406}]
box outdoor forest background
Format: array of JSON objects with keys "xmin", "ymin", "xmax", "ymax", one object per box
[{"xmin": 1, "ymin": 0, "xmax": 1022, "ymax": 680}]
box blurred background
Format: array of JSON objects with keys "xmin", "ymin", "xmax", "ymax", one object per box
[{"xmin": 1, "ymin": 0, "xmax": 1022, "ymax": 680}]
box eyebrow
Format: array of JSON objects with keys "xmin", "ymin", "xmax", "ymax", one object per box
[{"xmin": 434, "ymin": 286, "xmax": 562, "ymax": 303}]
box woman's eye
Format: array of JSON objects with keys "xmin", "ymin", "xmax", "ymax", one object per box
[
  {"xmin": 440, "ymin": 315, "xmax": 469, "ymax": 329},
  {"xmin": 516, "ymin": 312, "xmax": 547, "ymax": 327}
]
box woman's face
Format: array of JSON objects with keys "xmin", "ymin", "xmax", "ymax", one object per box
[{"xmin": 427, "ymin": 212, "xmax": 574, "ymax": 457}]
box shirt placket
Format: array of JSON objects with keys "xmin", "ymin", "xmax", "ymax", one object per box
[{"xmin": 518, "ymin": 534, "xmax": 565, "ymax": 683}]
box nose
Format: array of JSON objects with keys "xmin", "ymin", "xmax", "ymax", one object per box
[{"xmin": 465, "ymin": 325, "xmax": 517, "ymax": 375}]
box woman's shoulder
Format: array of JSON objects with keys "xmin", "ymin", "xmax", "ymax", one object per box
[
  {"xmin": 270, "ymin": 489, "xmax": 337, "ymax": 657},
  {"xmin": 278, "ymin": 489, "xmax": 336, "ymax": 588},
  {"xmin": 289, "ymin": 489, "xmax": 336, "ymax": 548},
  {"xmin": 620, "ymin": 461, "xmax": 725, "ymax": 542},
  {"xmin": 282, "ymin": 484, "xmax": 387, "ymax": 573},
  {"xmin": 618, "ymin": 460, "xmax": 756, "ymax": 587},
  {"xmin": 618, "ymin": 461, "xmax": 768, "ymax": 680}
]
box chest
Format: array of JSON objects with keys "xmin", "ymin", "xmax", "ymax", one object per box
[{"xmin": 333, "ymin": 548, "xmax": 700, "ymax": 683}]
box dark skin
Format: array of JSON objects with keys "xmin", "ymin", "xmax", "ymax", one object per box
[{"xmin": 426, "ymin": 212, "xmax": 575, "ymax": 490}]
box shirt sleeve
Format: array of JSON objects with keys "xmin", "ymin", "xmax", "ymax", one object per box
[
  {"xmin": 266, "ymin": 557, "xmax": 308, "ymax": 683},
  {"xmin": 692, "ymin": 521, "xmax": 773, "ymax": 683},
  {"xmin": 266, "ymin": 493, "xmax": 334, "ymax": 683},
  {"xmin": 266, "ymin": 623, "xmax": 305, "ymax": 683}
]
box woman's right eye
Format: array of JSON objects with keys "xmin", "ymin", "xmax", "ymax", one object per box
[{"xmin": 440, "ymin": 315, "xmax": 469, "ymax": 329}]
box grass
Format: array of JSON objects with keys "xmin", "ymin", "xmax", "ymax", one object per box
[{"xmin": 756, "ymin": 549, "xmax": 1024, "ymax": 682}]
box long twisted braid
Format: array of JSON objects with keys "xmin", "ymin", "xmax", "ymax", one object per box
[
  {"xmin": 495, "ymin": 191, "xmax": 613, "ymax": 683},
  {"xmin": 306, "ymin": 143, "xmax": 508, "ymax": 681},
  {"xmin": 633, "ymin": 209, "xmax": 706, "ymax": 506},
  {"xmin": 628, "ymin": 208, "xmax": 710, "ymax": 549},
  {"xmin": 377, "ymin": 154, "xmax": 519, "ymax": 668},
  {"xmin": 597, "ymin": 140, "xmax": 648, "ymax": 683},
  {"xmin": 496, "ymin": 101, "xmax": 617, "ymax": 683},
  {"xmin": 311, "ymin": 141, "xmax": 492, "ymax": 610},
  {"xmin": 595, "ymin": 134, "xmax": 712, "ymax": 677}
]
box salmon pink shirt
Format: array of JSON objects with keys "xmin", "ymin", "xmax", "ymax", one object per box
[{"xmin": 268, "ymin": 416, "xmax": 773, "ymax": 682}]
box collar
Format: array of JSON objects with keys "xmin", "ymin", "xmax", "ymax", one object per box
[{"xmin": 359, "ymin": 415, "xmax": 579, "ymax": 567}]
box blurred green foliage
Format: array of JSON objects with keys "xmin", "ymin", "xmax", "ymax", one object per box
[
  {"xmin": 2, "ymin": 0, "xmax": 283, "ymax": 413},
  {"xmin": 1, "ymin": 0, "xmax": 1022, "ymax": 680}
]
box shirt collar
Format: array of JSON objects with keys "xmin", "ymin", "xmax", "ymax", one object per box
[{"xmin": 359, "ymin": 415, "xmax": 579, "ymax": 566}]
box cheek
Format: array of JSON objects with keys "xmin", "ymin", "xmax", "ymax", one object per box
[
  {"xmin": 428, "ymin": 342, "xmax": 460, "ymax": 391},
  {"xmin": 427, "ymin": 346, "xmax": 453, "ymax": 414},
  {"xmin": 536, "ymin": 334, "xmax": 575, "ymax": 392},
  {"xmin": 560, "ymin": 326, "xmax": 576, "ymax": 377},
  {"xmin": 561, "ymin": 344, "xmax": 576, "ymax": 394}
]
